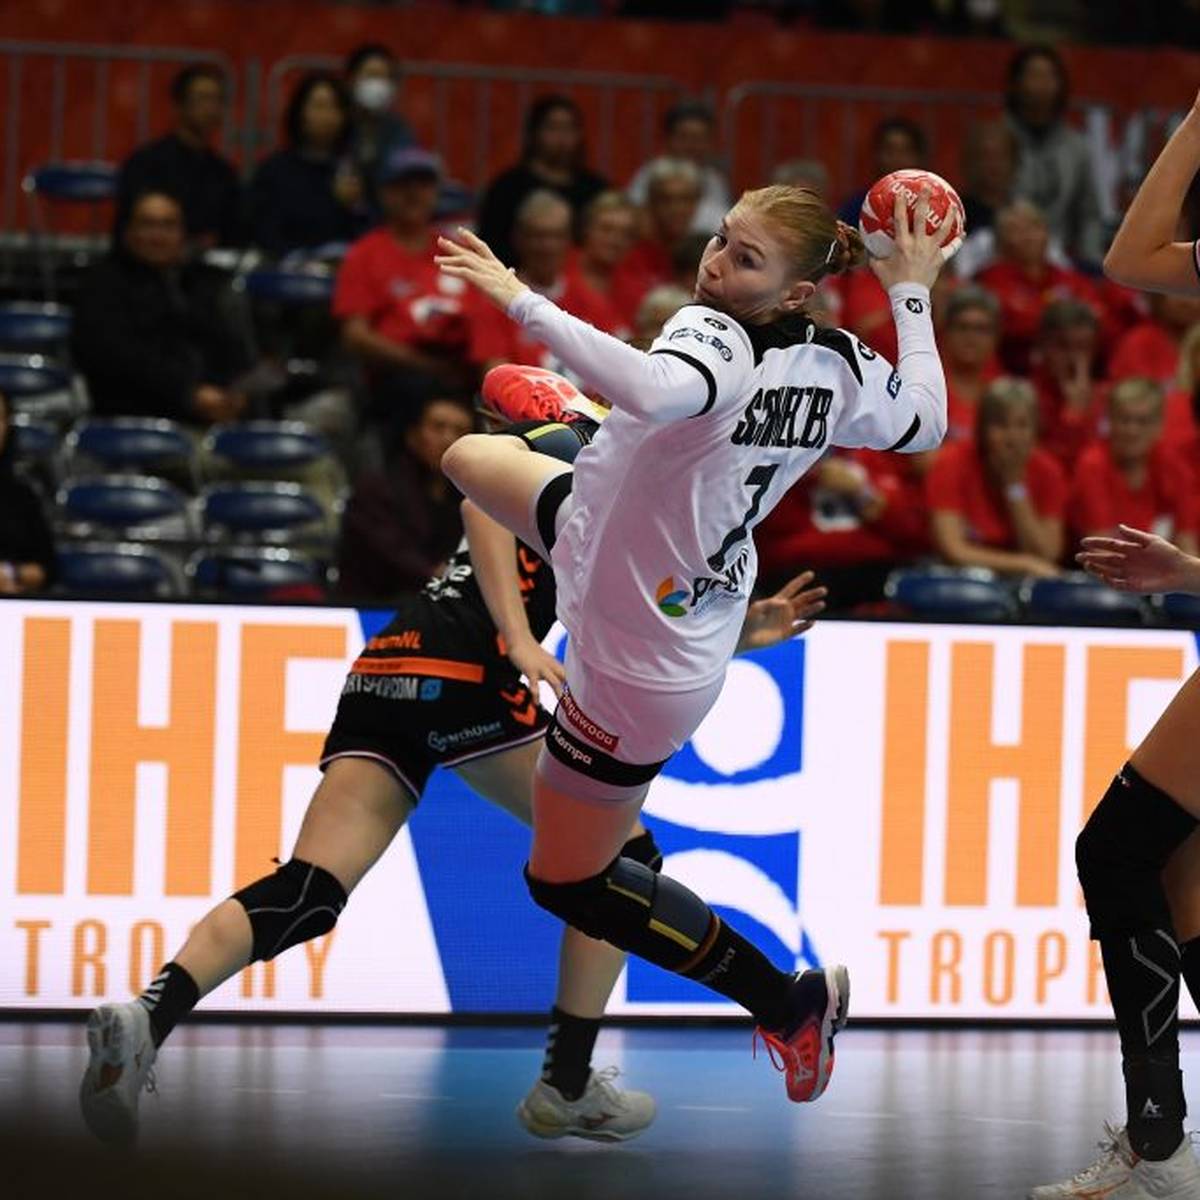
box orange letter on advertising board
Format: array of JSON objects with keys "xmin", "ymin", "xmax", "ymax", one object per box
[
  {"xmin": 305, "ymin": 933, "xmax": 336, "ymax": 999},
  {"xmin": 18, "ymin": 618, "xmax": 70, "ymax": 894},
  {"xmin": 241, "ymin": 959, "xmax": 277, "ymax": 999},
  {"xmin": 945, "ymin": 642, "xmax": 1064, "ymax": 907},
  {"xmin": 73, "ymin": 919, "xmax": 107, "ymax": 996},
  {"xmin": 1036, "ymin": 931, "xmax": 1067, "ymax": 1003},
  {"xmin": 931, "ymin": 930, "xmax": 962, "ymax": 1004},
  {"xmin": 878, "ymin": 930, "xmax": 911, "ymax": 1004},
  {"xmin": 16, "ymin": 919, "xmax": 51, "ymax": 995},
  {"xmin": 128, "ymin": 921, "xmax": 165, "ymax": 996},
  {"xmin": 88, "ymin": 620, "xmax": 218, "ymax": 895},
  {"xmin": 1083, "ymin": 646, "xmax": 1184, "ymax": 825},
  {"xmin": 234, "ymin": 625, "xmax": 346, "ymax": 889},
  {"xmin": 983, "ymin": 931, "xmax": 1015, "ymax": 1006},
  {"xmin": 880, "ymin": 642, "xmax": 930, "ymax": 905}
]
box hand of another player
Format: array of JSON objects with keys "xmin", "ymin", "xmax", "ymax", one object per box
[
  {"xmin": 435, "ymin": 228, "xmax": 528, "ymax": 312},
  {"xmin": 507, "ymin": 635, "xmax": 567, "ymax": 699},
  {"xmin": 869, "ymin": 189, "xmax": 947, "ymax": 292},
  {"xmin": 738, "ymin": 571, "xmax": 828, "ymax": 652},
  {"xmin": 1077, "ymin": 525, "xmax": 1196, "ymax": 593}
]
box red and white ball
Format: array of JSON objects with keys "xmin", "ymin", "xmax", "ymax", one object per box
[{"xmin": 859, "ymin": 169, "xmax": 966, "ymax": 262}]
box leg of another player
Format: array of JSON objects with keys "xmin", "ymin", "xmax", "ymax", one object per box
[
  {"xmin": 441, "ymin": 433, "xmax": 570, "ymax": 554},
  {"xmin": 80, "ymin": 759, "xmax": 412, "ymax": 1144},
  {"xmin": 1164, "ymin": 828, "xmax": 1200, "ymax": 1010}
]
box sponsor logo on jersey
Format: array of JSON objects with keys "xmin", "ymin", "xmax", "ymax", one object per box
[
  {"xmin": 655, "ymin": 548, "xmax": 752, "ymax": 620},
  {"xmin": 366, "ymin": 630, "xmax": 423, "ymax": 652},
  {"xmin": 668, "ymin": 326, "xmax": 734, "ymax": 362},
  {"xmin": 341, "ymin": 674, "xmax": 421, "ymax": 700},
  {"xmin": 427, "ymin": 720, "xmax": 504, "ymax": 754},
  {"xmin": 856, "ymin": 340, "xmax": 877, "ymax": 360},
  {"xmin": 420, "ymin": 679, "xmax": 443, "ymax": 702},
  {"xmin": 731, "ymin": 386, "xmax": 833, "ymax": 450},
  {"xmin": 886, "ymin": 370, "xmax": 902, "ymax": 398},
  {"xmin": 656, "ymin": 576, "xmax": 690, "ymax": 618},
  {"xmin": 703, "ymin": 316, "xmax": 729, "ymax": 331},
  {"xmin": 559, "ymin": 689, "xmax": 620, "ymax": 751},
  {"xmin": 905, "ymin": 298, "xmax": 926, "ymax": 315}
]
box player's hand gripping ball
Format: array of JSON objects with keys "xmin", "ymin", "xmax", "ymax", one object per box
[{"xmin": 859, "ymin": 170, "xmax": 965, "ymax": 262}]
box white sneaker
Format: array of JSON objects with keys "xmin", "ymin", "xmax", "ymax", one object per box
[
  {"xmin": 1029, "ymin": 1122, "xmax": 1136, "ymax": 1198},
  {"xmin": 79, "ymin": 1001, "xmax": 157, "ymax": 1145},
  {"xmin": 516, "ymin": 1066, "xmax": 656, "ymax": 1142},
  {"xmin": 1109, "ymin": 1135, "xmax": 1200, "ymax": 1199}
]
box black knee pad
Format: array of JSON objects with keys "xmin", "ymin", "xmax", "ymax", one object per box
[
  {"xmin": 621, "ymin": 830, "xmax": 663, "ymax": 873},
  {"xmin": 525, "ymin": 855, "xmax": 712, "ymax": 970},
  {"xmin": 1077, "ymin": 764, "xmax": 1198, "ymax": 939},
  {"xmin": 233, "ymin": 858, "xmax": 348, "ymax": 962}
]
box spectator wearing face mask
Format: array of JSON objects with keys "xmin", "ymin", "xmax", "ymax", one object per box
[
  {"xmin": 343, "ymin": 44, "xmax": 416, "ymax": 215},
  {"xmin": 115, "ymin": 65, "xmax": 241, "ymax": 249}
]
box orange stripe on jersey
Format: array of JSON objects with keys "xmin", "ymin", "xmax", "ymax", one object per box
[{"xmin": 350, "ymin": 655, "xmax": 485, "ymax": 683}]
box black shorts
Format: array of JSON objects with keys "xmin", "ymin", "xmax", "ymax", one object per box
[{"xmin": 319, "ymin": 641, "xmax": 550, "ymax": 803}]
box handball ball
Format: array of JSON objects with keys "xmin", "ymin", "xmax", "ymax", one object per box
[{"xmin": 859, "ymin": 169, "xmax": 965, "ymax": 262}]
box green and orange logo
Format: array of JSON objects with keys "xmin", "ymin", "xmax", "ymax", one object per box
[{"xmin": 656, "ymin": 577, "xmax": 689, "ymax": 618}]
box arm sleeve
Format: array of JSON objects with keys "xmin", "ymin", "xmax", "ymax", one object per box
[
  {"xmin": 832, "ymin": 283, "xmax": 947, "ymax": 453},
  {"xmin": 508, "ymin": 292, "xmax": 752, "ymax": 423}
]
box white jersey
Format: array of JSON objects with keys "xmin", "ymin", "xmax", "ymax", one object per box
[{"xmin": 508, "ymin": 283, "xmax": 946, "ymax": 690}]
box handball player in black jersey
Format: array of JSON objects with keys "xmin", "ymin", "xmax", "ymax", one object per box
[{"xmin": 78, "ymin": 367, "xmax": 826, "ymax": 1148}]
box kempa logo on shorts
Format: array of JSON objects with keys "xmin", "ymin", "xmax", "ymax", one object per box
[
  {"xmin": 550, "ymin": 724, "xmax": 593, "ymax": 767},
  {"xmin": 559, "ymin": 690, "xmax": 619, "ymax": 751},
  {"xmin": 426, "ymin": 721, "xmax": 503, "ymax": 754}
]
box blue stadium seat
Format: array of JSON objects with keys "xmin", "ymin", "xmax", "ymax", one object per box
[
  {"xmin": 885, "ymin": 567, "xmax": 1017, "ymax": 622},
  {"xmin": 56, "ymin": 543, "xmax": 181, "ymax": 598},
  {"xmin": 1021, "ymin": 574, "xmax": 1146, "ymax": 625},
  {"xmin": 187, "ymin": 547, "xmax": 327, "ymax": 598},
  {"xmin": 200, "ymin": 481, "xmax": 329, "ymax": 542},
  {"xmin": 1158, "ymin": 591, "xmax": 1200, "ymax": 627},
  {"xmin": 203, "ymin": 421, "xmax": 331, "ymax": 472},
  {"xmin": 65, "ymin": 418, "xmax": 195, "ymax": 482},
  {"xmin": 0, "ymin": 353, "xmax": 73, "ymax": 399},
  {"xmin": 57, "ymin": 475, "xmax": 193, "ymax": 541},
  {"xmin": 24, "ymin": 162, "xmax": 118, "ymax": 202},
  {"xmin": 0, "ymin": 303, "xmax": 72, "ymax": 353},
  {"xmin": 242, "ymin": 269, "xmax": 335, "ymax": 306}
]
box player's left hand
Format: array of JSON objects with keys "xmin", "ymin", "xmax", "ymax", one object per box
[
  {"xmin": 435, "ymin": 228, "xmax": 528, "ymax": 311},
  {"xmin": 737, "ymin": 571, "xmax": 827, "ymax": 653}
]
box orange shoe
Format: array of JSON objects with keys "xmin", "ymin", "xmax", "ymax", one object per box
[
  {"xmin": 754, "ymin": 964, "xmax": 850, "ymax": 1103},
  {"xmin": 482, "ymin": 364, "xmax": 608, "ymax": 426}
]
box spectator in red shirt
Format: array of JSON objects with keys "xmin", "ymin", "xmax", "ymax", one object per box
[
  {"xmin": 335, "ymin": 147, "xmax": 473, "ymax": 425},
  {"xmin": 939, "ymin": 285, "xmax": 1001, "ymax": 444},
  {"xmin": 568, "ymin": 191, "xmax": 638, "ymax": 333},
  {"xmin": 756, "ymin": 447, "xmax": 935, "ymax": 609},
  {"xmin": 927, "ymin": 376, "xmax": 1067, "ymax": 577},
  {"xmin": 1163, "ymin": 323, "xmax": 1200, "ymax": 451},
  {"xmin": 467, "ymin": 190, "xmax": 624, "ymax": 375},
  {"xmin": 1068, "ymin": 378, "xmax": 1198, "ymax": 554},
  {"xmin": 1031, "ymin": 298, "xmax": 1106, "ymax": 470},
  {"xmin": 976, "ymin": 199, "xmax": 1102, "ymax": 374},
  {"xmin": 337, "ymin": 393, "xmax": 475, "ymax": 600},
  {"xmin": 615, "ymin": 157, "xmax": 701, "ymax": 318},
  {"xmin": 840, "ymin": 267, "xmax": 898, "ymax": 365},
  {"xmin": 1108, "ymin": 291, "xmax": 1200, "ymax": 386}
]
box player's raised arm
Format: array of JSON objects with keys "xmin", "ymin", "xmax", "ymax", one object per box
[
  {"xmin": 436, "ymin": 228, "xmax": 735, "ymax": 422},
  {"xmin": 1104, "ymin": 91, "xmax": 1200, "ymax": 294}
]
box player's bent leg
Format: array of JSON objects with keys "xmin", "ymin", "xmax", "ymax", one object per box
[
  {"xmin": 80, "ymin": 759, "xmax": 412, "ymax": 1145},
  {"xmin": 455, "ymin": 739, "xmax": 658, "ymax": 1140},
  {"xmin": 442, "ymin": 433, "xmax": 571, "ymax": 558}
]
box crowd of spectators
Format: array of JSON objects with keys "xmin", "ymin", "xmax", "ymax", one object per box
[{"xmin": 6, "ymin": 38, "xmax": 1200, "ymax": 615}]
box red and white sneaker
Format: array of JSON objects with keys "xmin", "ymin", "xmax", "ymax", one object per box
[
  {"xmin": 481, "ymin": 364, "xmax": 608, "ymax": 426},
  {"xmin": 754, "ymin": 964, "xmax": 850, "ymax": 1103}
]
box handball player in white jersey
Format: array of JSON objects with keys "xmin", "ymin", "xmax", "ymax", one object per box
[{"xmin": 437, "ymin": 184, "xmax": 950, "ymax": 1102}]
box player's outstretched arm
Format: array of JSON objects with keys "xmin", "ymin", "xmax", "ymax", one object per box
[
  {"xmin": 462, "ymin": 499, "xmax": 566, "ymax": 698},
  {"xmin": 1104, "ymin": 91, "xmax": 1200, "ymax": 294},
  {"xmin": 735, "ymin": 571, "xmax": 828, "ymax": 654},
  {"xmin": 1076, "ymin": 524, "xmax": 1200, "ymax": 595}
]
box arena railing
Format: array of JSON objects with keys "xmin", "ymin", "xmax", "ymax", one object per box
[
  {"xmin": 260, "ymin": 54, "xmax": 696, "ymax": 189},
  {"xmin": 0, "ymin": 40, "xmax": 238, "ymax": 235}
]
